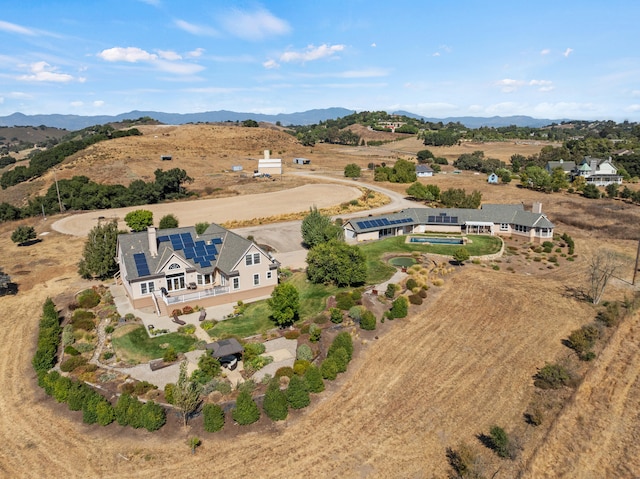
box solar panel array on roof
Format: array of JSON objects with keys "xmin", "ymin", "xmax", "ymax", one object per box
[
  {"xmin": 427, "ymin": 215, "xmax": 459, "ymax": 224},
  {"xmin": 158, "ymin": 231, "xmax": 220, "ymax": 268},
  {"xmin": 133, "ymin": 253, "xmax": 151, "ymax": 277},
  {"xmin": 157, "ymin": 235, "xmax": 169, "ymax": 243},
  {"xmin": 356, "ymin": 217, "xmax": 412, "ymax": 229}
]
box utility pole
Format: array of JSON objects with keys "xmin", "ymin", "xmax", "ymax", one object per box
[{"xmin": 633, "ymin": 239, "xmax": 640, "ymax": 285}]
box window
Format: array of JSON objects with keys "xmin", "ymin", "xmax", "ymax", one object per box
[
  {"xmin": 253, "ymin": 273, "xmax": 260, "ymax": 286},
  {"xmin": 500, "ymin": 223, "xmax": 509, "ymax": 231},
  {"xmin": 266, "ymin": 271, "xmax": 272, "ymax": 280},
  {"xmin": 233, "ymin": 277, "xmax": 239, "ymax": 290},
  {"xmin": 197, "ymin": 273, "xmax": 213, "ymax": 285},
  {"xmin": 168, "ymin": 263, "xmax": 181, "ymax": 270},
  {"xmin": 245, "ymin": 252, "xmax": 261, "ymax": 266},
  {"xmin": 140, "ymin": 281, "xmax": 155, "ymax": 295}
]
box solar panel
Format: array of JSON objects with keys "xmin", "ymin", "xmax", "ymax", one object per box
[
  {"xmin": 157, "ymin": 235, "xmax": 169, "ymax": 242},
  {"xmin": 181, "ymin": 233, "xmax": 194, "ymax": 247},
  {"xmin": 205, "ymin": 245, "xmax": 218, "ymax": 255},
  {"xmin": 450, "ymin": 216, "xmax": 458, "ymax": 223},
  {"xmin": 428, "ymin": 216, "xmax": 436, "ymax": 222},
  {"xmin": 376, "ymin": 219, "xmax": 384, "ymax": 226},
  {"xmin": 194, "ymin": 256, "xmax": 204, "ymax": 264},
  {"xmin": 381, "ymin": 218, "xmax": 390, "ymax": 226},
  {"xmin": 200, "ymin": 260, "xmax": 211, "ymax": 268},
  {"xmin": 356, "ymin": 221, "xmax": 367, "ymax": 228},
  {"xmin": 212, "ymin": 238, "xmax": 223, "ymax": 244},
  {"xmin": 133, "ymin": 253, "xmax": 150, "ymax": 276},
  {"xmin": 404, "ymin": 218, "xmax": 412, "ymax": 223},
  {"xmin": 184, "ymin": 248, "xmax": 195, "ymax": 259}
]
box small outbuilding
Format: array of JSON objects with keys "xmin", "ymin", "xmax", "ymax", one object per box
[
  {"xmin": 487, "ymin": 173, "xmax": 499, "ymax": 184},
  {"xmin": 161, "ymin": 155, "xmax": 172, "ymax": 161},
  {"xmin": 205, "ymin": 338, "xmax": 244, "ymax": 358},
  {"xmin": 231, "ymin": 165, "xmax": 243, "ymax": 172},
  {"xmin": 293, "ymin": 157, "xmax": 311, "ymax": 165},
  {"xmin": 258, "ymin": 150, "xmax": 282, "ymax": 176}
]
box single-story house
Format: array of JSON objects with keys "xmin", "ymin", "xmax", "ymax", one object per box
[
  {"xmin": 416, "ymin": 164, "xmax": 434, "ymax": 177},
  {"xmin": 116, "ymin": 224, "xmax": 279, "ymax": 315},
  {"xmin": 343, "ymin": 202, "xmax": 554, "ymax": 243},
  {"xmin": 487, "ymin": 173, "xmax": 499, "ymax": 184}
]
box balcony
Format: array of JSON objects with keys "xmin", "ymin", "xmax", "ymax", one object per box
[{"xmin": 158, "ymin": 285, "xmax": 230, "ymax": 305}]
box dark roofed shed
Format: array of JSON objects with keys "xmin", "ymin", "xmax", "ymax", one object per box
[{"xmin": 205, "ymin": 338, "xmax": 244, "ymax": 358}]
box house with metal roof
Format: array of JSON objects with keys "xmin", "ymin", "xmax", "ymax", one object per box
[
  {"xmin": 343, "ymin": 202, "xmax": 554, "ymax": 243},
  {"xmin": 116, "ymin": 224, "xmax": 279, "ymax": 314}
]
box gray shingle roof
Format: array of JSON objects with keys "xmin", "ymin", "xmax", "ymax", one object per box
[{"xmin": 118, "ymin": 224, "xmax": 260, "ymax": 281}]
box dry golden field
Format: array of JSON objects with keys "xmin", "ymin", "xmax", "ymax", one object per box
[{"xmin": 1, "ymin": 125, "xmax": 640, "ymax": 478}]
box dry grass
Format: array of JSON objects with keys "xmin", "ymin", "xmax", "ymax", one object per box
[{"xmin": 2, "ymin": 125, "xmax": 640, "ymax": 478}]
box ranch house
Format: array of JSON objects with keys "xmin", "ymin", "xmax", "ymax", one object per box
[
  {"xmin": 116, "ymin": 224, "xmax": 279, "ymax": 315},
  {"xmin": 343, "ymin": 202, "xmax": 554, "ymax": 243}
]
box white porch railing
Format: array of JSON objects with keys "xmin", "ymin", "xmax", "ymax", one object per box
[{"xmin": 159, "ymin": 285, "xmax": 230, "ymax": 305}]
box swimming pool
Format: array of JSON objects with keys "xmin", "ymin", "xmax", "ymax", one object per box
[{"xmin": 409, "ymin": 237, "xmax": 463, "ymax": 245}]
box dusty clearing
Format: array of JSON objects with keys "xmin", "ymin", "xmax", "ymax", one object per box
[{"xmin": 1, "ymin": 125, "xmax": 640, "ymax": 478}]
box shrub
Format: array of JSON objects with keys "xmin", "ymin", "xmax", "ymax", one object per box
[
  {"xmin": 309, "ymin": 324, "xmax": 321, "ymax": 342},
  {"xmin": 171, "ymin": 308, "xmax": 183, "ymax": 317},
  {"xmin": 182, "ymin": 305, "xmax": 194, "ymax": 315},
  {"xmin": 71, "ymin": 310, "xmax": 96, "ymax": 331},
  {"xmin": 320, "ymin": 357, "xmax": 338, "ymax": 380},
  {"xmin": 133, "ymin": 380, "xmax": 157, "ymax": 396},
  {"xmin": 296, "ymin": 344, "xmax": 313, "ymax": 361},
  {"xmin": 419, "ymin": 289, "xmax": 427, "ymax": 298},
  {"xmin": 293, "ymin": 359, "xmax": 311, "ymax": 376},
  {"xmin": 74, "ymin": 342, "xmax": 94, "ymax": 353},
  {"xmin": 331, "ymin": 347, "xmax": 349, "ymax": 373},
  {"xmin": 329, "ymin": 331, "xmax": 354, "ymax": 361},
  {"xmin": 60, "ymin": 356, "xmax": 88, "ymax": 372},
  {"xmin": 163, "ymin": 347, "xmax": 178, "ymax": 363},
  {"xmin": 262, "ymin": 379, "xmax": 288, "ymax": 421},
  {"xmin": 489, "ymin": 426, "xmax": 511, "ymax": 458},
  {"xmin": 406, "ymin": 278, "xmax": 418, "ymax": 291},
  {"xmin": 351, "ymin": 289, "xmax": 362, "ymax": 302},
  {"xmin": 300, "ymin": 324, "xmax": 311, "ymax": 334},
  {"xmin": 389, "ymin": 296, "xmax": 409, "ymax": 319},
  {"xmin": 244, "ymin": 342, "xmax": 266, "ymax": 360},
  {"xmin": 203, "ymin": 403, "xmax": 225, "ymax": 432},
  {"xmin": 597, "ymin": 302, "xmax": 621, "ymax": 327},
  {"xmin": 200, "ymin": 320, "xmax": 217, "ymax": 331},
  {"xmin": 329, "ymin": 307, "xmax": 343, "ymax": 324},
  {"xmin": 232, "ymin": 390, "xmax": 260, "ymax": 425},
  {"xmin": 102, "ymin": 351, "xmax": 114, "ymax": 360},
  {"xmin": 348, "ymin": 305, "xmax": 365, "ymax": 322},
  {"xmin": 283, "ymin": 330, "xmax": 300, "ymax": 340},
  {"xmin": 140, "ymin": 400, "xmax": 166, "ymax": 432},
  {"xmin": 286, "ymin": 375, "xmax": 310, "ymax": 409},
  {"xmin": 65, "ymin": 345, "xmax": 80, "ymax": 356},
  {"xmin": 77, "ymin": 289, "xmax": 100, "ymax": 309},
  {"xmin": 534, "ymin": 363, "xmax": 572, "ymax": 389},
  {"xmin": 104, "ymin": 325, "xmax": 115, "ymax": 334},
  {"xmin": 275, "ymin": 366, "xmax": 294, "ymax": 378},
  {"xmin": 385, "ymin": 283, "xmax": 398, "ymax": 299},
  {"xmin": 567, "ymin": 325, "xmax": 599, "ymax": 360},
  {"xmin": 360, "ymin": 310, "xmax": 376, "ymax": 331},
  {"xmin": 96, "ymin": 400, "xmax": 116, "ymax": 426},
  {"xmin": 335, "ymin": 292, "xmax": 356, "ymax": 310},
  {"xmin": 244, "ymin": 355, "xmax": 273, "ymax": 373},
  {"xmin": 408, "ymin": 294, "xmax": 423, "ymax": 305},
  {"xmin": 178, "ymin": 324, "xmax": 196, "ymax": 335},
  {"xmin": 304, "ymin": 365, "xmax": 325, "ymax": 393},
  {"xmin": 164, "ymin": 383, "xmax": 175, "ymax": 404},
  {"xmin": 62, "ymin": 324, "xmax": 75, "ymax": 347}
]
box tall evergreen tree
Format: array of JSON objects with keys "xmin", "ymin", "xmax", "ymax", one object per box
[
  {"xmin": 232, "ymin": 390, "xmax": 260, "ymax": 425},
  {"xmin": 285, "ymin": 375, "xmax": 310, "ymax": 409},
  {"xmin": 304, "ymin": 365, "xmax": 325, "ymax": 393},
  {"xmin": 262, "ymin": 379, "xmax": 288, "ymax": 421},
  {"xmin": 78, "ymin": 220, "xmax": 120, "ymax": 279}
]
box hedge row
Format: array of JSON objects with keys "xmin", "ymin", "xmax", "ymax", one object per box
[{"xmin": 31, "ymin": 298, "xmax": 62, "ymax": 374}]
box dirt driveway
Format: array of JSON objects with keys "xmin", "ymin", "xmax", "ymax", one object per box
[{"xmin": 52, "ymin": 183, "xmax": 360, "ymax": 237}]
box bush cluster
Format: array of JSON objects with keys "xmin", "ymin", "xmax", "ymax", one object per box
[
  {"xmin": 387, "ymin": 296, "xmax": 409, "ymax": 319},
  {"xmin": 60, "ymin": 356, "xmax": 88, "ymax": 372},
  {"xmin": 567, "ymin": 324, "xmax": 599, "ymax": 361},
  {"xmin": 408, "ymin": 294, "xmax": 423, "ymax": 305},
  {"xmin": 263, "ymin": 379, "xmax": 288, "ymax": 421},
  {"xmin": 360, "ymin": 310, "xmax": 376, "ymax": 331},
  {"xmin": 335, "ymin": 292, "xmax": 356, "ymax": 310},
  {"xmin": 322, "ymin": 332, "xmax": 354, "ymax": 379},
  {"xmin": 71, "ymin": 309, "xmax": 96, "ymax": 331},
  {"xmin": 77, "ymin": 289, "xmax": 101, "ymax": 309},
  {"xmin": 534, "ymin": 363, "xmax": 573, "ymax": 389},
  {"xmin": 182, "ymin": 305, "xmax": 194, "ymax": 315},
  {"xmin": 202, "ymin": 403, "xmax": 225, "ymax": 432},
  {"xmin": 115, "ymin": 394, "xmax": 166, "ymax": 431},
  {"xmin": 32, "ymin": 298, "xmax": 62, "ymax": 374},
  {"xmin": 561, "ymin": 233, "xmax": 575, "ymax": 255},
  {"xmin": 330, "ymin": 307, "xmax": 344, "ymax": 324}
]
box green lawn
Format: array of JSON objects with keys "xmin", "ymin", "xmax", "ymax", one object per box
[
  {"xmin": 112, "ymin": 324, "xmax": 197, "ymax": 362},
  {"xmin": 359, "ymin": 235, "xmax": 502, "ymax": 283}
]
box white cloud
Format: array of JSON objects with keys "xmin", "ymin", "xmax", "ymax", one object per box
[
  {"xmin": 220, "ymin": 7, "xmax": 290, "ymax": 41},
  {"xmin": 70, "ymin": 101, "xmax": 83, "ymax": 107},
  {"xmin": 529, "ymin": 79, "xmax": 554, "ymax": 92},
  {"xmin": 93, "ymin": 100, "xmax": 105, "ymax": 107},
  {"xmin": 339, "ymin": 68, "xmax": 388, "ymax": 78},
  {"xmin": 157, "ymin": 50, "xmax": 182, "ymax": 61},
  {"xmin": 279, "ymin": 44, "xmax": 345, "ymax": 63},
  {"xmin": 626, "ymin": 104, "xmax": 640, "ymax": 112},
  {"xmin": 540, "ymin": 49, "xmax": 550, "ymax": 55},
  {"xmin": 186, "ymin": 48, "xmax": 205, "ymax": 58},
  {"xmin": 98, "ymin": 47, "xmax": 158, "ymax": 63},
  {"xmin": 563, "ymin": 48, "xmax": 573, "ymax": 57},
  {"xmin": 263, "ymin": 59, "xmax": 279, "ymax": 69},
  {"xmin": 174, "ymin": 19, "xmax": 217, "ymax": 36},
  {"xmin": 432, "ymin": 52, "xmax": 440, "ymax": 57},
  {"xmin": 496, "ymin": 78, "xmax": 524, "ymax": 92},
  {"xmin": 155, "ymin": 60, "xmax": 204, "ymax": 75},
  {"xmin": 371, "ymin": 43, "xmax": 377, "ymax": 48},
  {"xmin": 0, "ymin": 97, "xmax": 3, "ymax": 104},
  {"xmin": 18, "ymin": 62, "xmax": 77, "ymax": 83},
  {"xmin": 0, "ymin": 20, "xmax": 37, "ymax": 36}
]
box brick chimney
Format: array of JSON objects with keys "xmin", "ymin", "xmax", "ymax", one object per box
[
  {"xmin": 532, "ymin": 202, "xmax": 542, "ymax": 214},
  {"xmin": 147, "ymin": 226, "xmax": 158, "ymax": 257}
]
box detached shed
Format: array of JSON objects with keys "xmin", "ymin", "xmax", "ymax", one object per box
[
  {"xmin": 293, "ymin": 157, "xmax": 311, "ymax": 165},
  {"xmin": 205, "ymin": 338, "xmax": 244, "ymax": 358},
  {"xmin": 161, "ymin": 155, "xmax": 172, "ymax": 161}
]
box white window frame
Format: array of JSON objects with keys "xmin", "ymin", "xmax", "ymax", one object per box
[
  {"xmin": 266, "ymin": 271, "xmax": 272, "ymax": 280},
  {"xmin": 500, "ymin": 223, "xmax": 509, "ymax": 231},
  {"xmin": 253, "ymin": 253, "xmax": 260, "ymax": 264},
  {"xmin": 140, "ymin": 281, "xmax": 155, "ymax": 295},
  {"xmin": 232, "ymin": 277, "xmax": 240, "ymax": 290},
  {"xmin": 168, "ymin": 263, "xmax": 181, "ymax": 270},
  {"xmin": 253, "ymin": 273, "xmax": 260, "ymax": 286}
]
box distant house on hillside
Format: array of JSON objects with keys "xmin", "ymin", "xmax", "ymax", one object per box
[
  {"xmin": 416, "ymin": 164, "xmax": 434, "ymax": 177},
  {"xmin": 574, "ymin": 156, "xmax": 622, "ymax": 186},
  {"xmin": 487, "ymin": 173, "xmax": 499, "ymax": 184}
]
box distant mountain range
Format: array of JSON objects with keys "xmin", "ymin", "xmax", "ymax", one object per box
[{"xmin": 0, "ymin": 108, "xmax": 566, "ymax": 130}]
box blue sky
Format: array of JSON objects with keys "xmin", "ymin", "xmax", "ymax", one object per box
[{"xmin": 1, "ymin": 1, "xmax": 639, "ymax": 121}]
